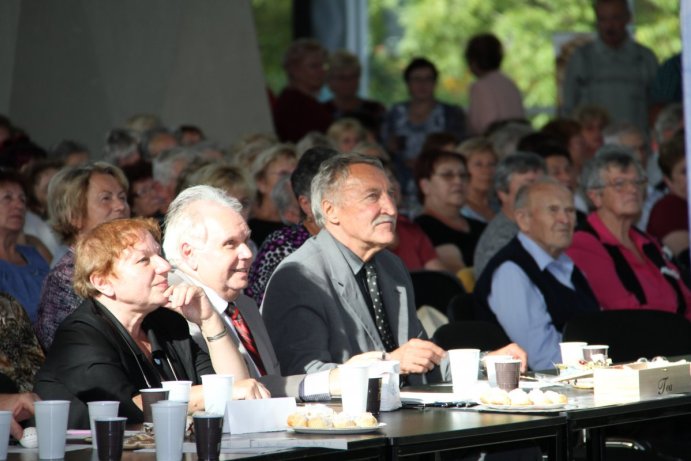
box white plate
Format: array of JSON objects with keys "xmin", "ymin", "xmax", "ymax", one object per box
[
  {"xmin": 289, "ymin": 423, "xmax": 386, "ymax": 435},
  {"xmin": 481, "ymin": 403, "xmax": 569, "ymax": 412}
]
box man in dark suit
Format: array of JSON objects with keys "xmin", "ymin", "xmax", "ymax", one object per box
[
  {"xmin": 163, "ymin": 185, "xmax": 333, "ymax": 400},
  {"xmin": 262, "ymin": 154, "xmax": 525, "ymax": 382}
]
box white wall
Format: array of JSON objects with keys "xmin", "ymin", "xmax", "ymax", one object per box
[{"xmin": 0, "ymin": 0, "xmax": 274, "ymax": 155}]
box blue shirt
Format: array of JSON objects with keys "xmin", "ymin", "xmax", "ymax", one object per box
[
  {"xmin": 487, "ymin": 233, "xmax": 575, "ymax": 370},
  {"xmin": 0, "ymin": 245, "xmax": 50, "ymax": 323}
]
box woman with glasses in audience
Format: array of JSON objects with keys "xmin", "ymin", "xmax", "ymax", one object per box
[
  {"xmin": 567, "ymin": 146, "xmax": 691, "ymax": 319},
  {"xmin": 34, "ymin": 218, "xmax": 268, "ymax": 429},
  {"xmin": 414, "ymin": 149, "xmax": 486, "ymax": 273}
]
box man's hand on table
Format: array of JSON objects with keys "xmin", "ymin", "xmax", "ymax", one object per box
[
  {"xmin": 488, "ymin": 343, "xmax": 528, "ymax": 372},
  {"xmin": 388, "ymin": 339, "xmax": 446, "ymax": 374}
]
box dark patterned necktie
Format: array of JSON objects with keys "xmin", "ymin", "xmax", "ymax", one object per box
[
  {"xmin": 225, "ymin": 302, "xmax": 266, "ymax": 376},
  {"xmin": 364, "ymin": 262, "xmax": 398, "ymax": 352}
]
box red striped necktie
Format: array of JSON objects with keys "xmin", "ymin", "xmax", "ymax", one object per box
[{"xmin": 225, "ymin": 302, "xmax": 267, "ymax": 376}]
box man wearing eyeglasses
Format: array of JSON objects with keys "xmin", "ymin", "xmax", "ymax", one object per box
[
  {"xmin": 567, "ymin": 147, "xmax": 691, "ymax": 321},
  {"xmin": 474, "ymin": 178, "xmax": 600, "ymax": 370}
]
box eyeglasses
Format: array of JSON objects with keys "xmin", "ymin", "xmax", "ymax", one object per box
[
  {"xmin": 433, "ymin": 172, "xmax": 470, "ymax": 182},
  {"xmin": 596, "ymin": 178, "xmax": 647, "ymax": 192}
]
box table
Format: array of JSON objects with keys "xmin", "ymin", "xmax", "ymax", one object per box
[
  {"xmin": 559, "ymin": 386, "xmax": 691, "ymax": 460},
  {"xmin": 379, "ymin": 407, "xmax": 565, "ymax": 460}
]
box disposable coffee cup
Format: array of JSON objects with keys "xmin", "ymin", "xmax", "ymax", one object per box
[
  {"xmin": 582, "ymin": 345, "xmax": 609, "ymax": 362},
  {"xmin": 161, "ymin": 380, "xmax": 192, "ymax": 403},
  {"xmin": 95, "ymin": 417, "xmax": 126, "ymax": 461},
  {"xmin": 0, "ymin": 411, "xmax": 11, "ymax": 460},
  {"xmin": 140, "ymin": 388, "xmax": 169, "ymax": 423},
  {"xmin": 482, "ymin": 355, "xmax": 512, "ymax": 387},
  {"xmin": 35, "ymin": 400, "xmax": 70, "ymax": 460},
  {"xmin": 448, "ymin": 349, "xmax": 480, "ymax": 394},
  {"xmin": 494, "ymin": 359, "xmax": 521, "ymax": 391},
  {"xmin": 366, "ymin": 377, "xmax": 382, "ymax": 416},
  {"xmin": 201, "ymin": 374, "xmax": 233, "ymax": 417},
  {"xmin": 339, "ymin": 364, "xmax": 369, "ymax": 415},
  {"xmin": 151, "ymin": 401, "xmax": 187, "ymax": 461},
  {"xmin": 88, "ymin": 401, "xmax": 119, "ymax": 448},
  {"xmin": 559, "ymin": 342, "xmax": 587, "ymax": 367},
  {"xmin": 193, "ymin": 413, "xmax": 223, "ymax": 461}
]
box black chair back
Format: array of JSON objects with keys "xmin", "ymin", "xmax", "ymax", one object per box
[
  {"xmin": 432, "ymin": 321, "xmax": 510, "ymax": 351},
  {"xmin": 446, "ymin": 292, "xmax": 475, "ymax": 321},
  {"xmin": 562, "ymin": 310, "xmax": 691, "ymax": 363},
  {"xmin": 410, "ymin": 270, "xmax": 465, "ymax": 316}
]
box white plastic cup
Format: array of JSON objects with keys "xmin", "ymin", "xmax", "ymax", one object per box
[
  {"xmin": 88, "ymin": 401, "xmax": 120, "ymax": 448},
  {"xmin": 448, "ymin": 349, "xmax": 480, "ymax": 393},
  {"xmin": 482, "ymin": 355, "xmax": 513, "ymax": 387},
  {"xmin": 161, "ymin": 380, "xmax": 192, "ymax": 403},
  {"xmin": 35, "ymin": 400, "xmax": 70, "ymax": 460},
  {"xmin": 201, "ymin": 374, "xmax": 234, "ymax": 416},
  {"xmin": 559, "ymin": 342, "xmax": 587, "ymax": 366},
  {"xmin": 0, "ymin": 411, "xmax": 11, "ymax": 460},
  {"xmin": 339, "ymin": 364, "xmax": 370, "ymax": 415},
  {"xmin": 151, "ymin": 401, "xmax": 188, "ymax": 461}
]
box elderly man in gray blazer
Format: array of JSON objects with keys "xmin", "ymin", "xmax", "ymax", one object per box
[
  {"xmin": 163, "ymin": 185, "xmax": 334, "ymax": 400},
  {"xmin": 262, "ymin": 154, "xmax": 526, "ymax": 383}
]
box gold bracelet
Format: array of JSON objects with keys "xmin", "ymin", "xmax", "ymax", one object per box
[{"xmin": 205, "ymin": 327, "xmax": 228, "ymax": 342}]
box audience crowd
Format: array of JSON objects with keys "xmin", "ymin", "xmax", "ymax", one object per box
[{"xmin": 0, "ymin": 1, "xmax": 688, "ymax": 452}]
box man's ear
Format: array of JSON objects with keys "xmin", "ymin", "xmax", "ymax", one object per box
[
  {"xmin": 90, "ymin": 272, "xmax": 114, "ymax": 297},
  {"xmin": 515, "ymin": 208, "xmax": 531, "ymax": 233},
  {"xmin": 322, "ymin": 199, "xmax": 339, "ymax": 225},
  {"xmin": 180, "ymin": 242, "xmax": 198, "ymax": 271}
]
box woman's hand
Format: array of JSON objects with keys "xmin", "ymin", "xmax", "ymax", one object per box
[{"xmin": 164, "ymin": 284, "xmax": 215, "ymax": 326}]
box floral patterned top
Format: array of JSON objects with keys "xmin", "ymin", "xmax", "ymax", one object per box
[
  {"xmin": 0, "ymin": 292, "xmax": 44, "ymax": 391},
  {"xmin": 246, "ymin": 224, "xmax": 312, "ymax": 306},
  {"xmin": 34, "ymin": 250, "xmax": 83, "ymax": 351}
]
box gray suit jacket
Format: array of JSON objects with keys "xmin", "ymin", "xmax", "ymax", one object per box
[
  {"xmin": 261, "ymin": 230, "xmax": 440, "ymax": 383},
  {"xmin": 169, "ymin": 269, "xmax": 304, "ymax": 398}
]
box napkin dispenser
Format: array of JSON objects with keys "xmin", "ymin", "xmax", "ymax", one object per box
[
  {"xmin": 368, "ymin": 360, "xmax": 401, "ymax": 411},
  {"xmin": 594, "ymin": 360, "xmax": 691, "ymax": 404},
  {"xmin": 225, "ymin": 397, "xmax": 297, "ymax": 434}
]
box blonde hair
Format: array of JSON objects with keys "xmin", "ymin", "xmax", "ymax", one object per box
[
  {"xmin": 328, "ymin": 50, "xmax": 361, "ymax": 76},
  {"xmin": 327, "ymin": 118, "xmax": 366, "ymax": 144},
  {"xmin": 48, "ymin": 162, "xmax": 129, "ymax": 244}
]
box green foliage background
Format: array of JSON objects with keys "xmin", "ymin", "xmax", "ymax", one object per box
[{"xmin": 254, "ymin": 0, "xmax": 681, "ymax": 127}]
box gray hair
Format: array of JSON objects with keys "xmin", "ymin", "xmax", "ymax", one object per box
[
  {"xmin": 271, "ymin": 174, "xmax": 297, "ymax": 224},
  {"xmin": 162, "ymin": 185, "xmax": 242, "ymax": 265},
  {"xmin": 152, "ymin": 146, "xmax": 199, "ymax": 187},
  {"xmin": 494, "ymin": 151, "xmax": 546, "ymax": 195},
  {"xmin": 514, "ymin": 177, "xmax": 569, "ymax": 211},
  {"xmin": 488, "ymin": 122, "xmax": 534, "ymax": 159},
  {"xmin": 311, "ymin": 154, "xmax": 384, "ymax": 227},
  {"xmin": 103, "ymin": 128, "xmax": 139, "ymax": 165},
  {"xmin": 580, "ymin": 145, "xmax": 645, "ymax": 191},
  {"xmin": 654, "ymin": 103, "xmax": 683, "ymax": 143},
  {"xmin": 296, "ymin": 131, "xmax": 334, "ymax": 158},
  {"xmin": 603, "ymin": 122, "xmax": 644, "ymax": 145}
]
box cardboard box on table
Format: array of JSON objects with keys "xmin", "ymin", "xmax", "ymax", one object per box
[{"xmin": 594, "ymin": 361, "xmax": 691, "ymax": 404}]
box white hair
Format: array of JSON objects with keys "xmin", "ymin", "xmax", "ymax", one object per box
[{"xmin": 162, "ymin": 185, "xmax": 242, "ymax": 265}]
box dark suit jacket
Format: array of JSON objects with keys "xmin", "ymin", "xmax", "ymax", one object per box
[
  {"xmin": 262, "ymin": 230, "xmax": 440, "ymax": 383},
  {"xmin": 34, "ymin": 299, "xmax": 214, "ymax": 428}
]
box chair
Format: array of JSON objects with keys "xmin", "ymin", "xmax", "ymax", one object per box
[
  {"xmin": 432, "ymin": 321, "xmax": 510, "ymax": 351},
  {"xmin": 446, "ymin": 292, "xmax": 476, "ymax": 321},
  {"xmin": 562, "ymin": 310, "xmax": 691, "ymax": 363},
  {"xmin": 410, "ymin": 270, "xmax": 465, "ymax": 316}
]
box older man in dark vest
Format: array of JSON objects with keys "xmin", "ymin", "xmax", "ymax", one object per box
[{"xmin": 474, "ymin": 178, "xmax": 600, "ymax": 370}]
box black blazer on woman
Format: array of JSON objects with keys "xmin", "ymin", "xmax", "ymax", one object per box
[{"xmin": 34, "ymin": 298, "xmax": 214, "ymax": 428}]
